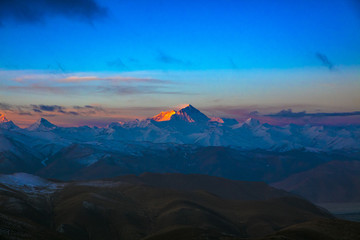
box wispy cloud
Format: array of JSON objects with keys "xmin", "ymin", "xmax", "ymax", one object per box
[
  {"xmin": 315, "ymin": 52, "xmax": 334, "ymax": 70},
  {"xmin": 0, "ymin": 102, "xmax": 104, "ymax": 117},
  {"xmin": 352, "ymin": 0, "xmax": 360, "ymax": 18},
  {"xmin": 266, "ymin": 109, "xmax": 307, "ymax": 118},
  {"xmin": 3, "ymin": 84, "xmax": 179, "ymax": 96},
  {"xmin": 0, "ymin": 0, "xmax": 107, "ymax": 26},
  {"xmin": 0, "ymin": 102, "xmax": 12, "ymax": 110},
  {"xmin": 266, "ymin": 109, "xmax": 360, "ymax": 118},
  {"xmin": 107, "ymin": 58, "xmax": 128, "ymax": 70},
  {"xmin": 5, "ymin": 84, "xmax": 77, "ymax": 94},
  {"xmin": 229, "ymin": 57, "xmax": 238, "ymax": 69},
  {"xmin": 157, "ymin": 50, "xmax": 191, "ymax": 66},
  {"xmin": 2, "ymin": 69, "xmax": 173, "ymax": 85},
  {"xmin": 31, "ymin": 104, "xmax": 79, "ymax": 115},
  {"xmin": 73, "ymin": 105, "xmax": 104, "ymax": 111},
  {"xmin": 0, "ymin": 70, "xmax": 180, "ymax": 96},
  {"xmin": 201, "ymin": 105, "xmax": 258, "ymax": 120},
  {"xmin": 98, "ymin": 85, "xmax": 183, "ymax": 95},
  {"xmin": 58, "ymin": 75, "xmax": 172, "ymax": 84}
]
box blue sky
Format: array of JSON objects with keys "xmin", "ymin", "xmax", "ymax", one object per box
[
  {"xmin": 0, "ymin": 0, "xmax": 359, "ymax": 126},
  {"xmin": 1, "ymin": 0, "xmax": 360, "ymax": 71}
]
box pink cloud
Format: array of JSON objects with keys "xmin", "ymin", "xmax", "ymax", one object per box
[{"xmin": 58, "ymin": 76, "xmax": 172, "ymax": 84}]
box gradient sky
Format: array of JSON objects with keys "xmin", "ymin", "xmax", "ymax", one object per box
[{"xmin": 0, "ymin": 0, "xmax": 359, "ymax": 127}]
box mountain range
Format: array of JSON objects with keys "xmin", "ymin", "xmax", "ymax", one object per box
[
  {"xmin": 1, "ymin": 106, "xmax": 360, "ymax": 205},
  {"xmin": 1, "ymin": 105, "xmax": 359, "ymax": 152},
  {"xmin": 1, "ymin": 106, "xmax": 360, "ymax": 239}
]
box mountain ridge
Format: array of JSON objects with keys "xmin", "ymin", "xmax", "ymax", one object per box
[
  {"xmin": 1, "ymin": 105, "xmax": 360, "ymax": 151},
  {"xmin": 27, "ymin": 118, "xmax": 58, "ymax": 131}
]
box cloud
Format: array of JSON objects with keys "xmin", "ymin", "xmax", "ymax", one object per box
[
  {"xmin": 0, "ymin": 0, "xmax": 107, "ymax": 26},
  {"xmin": 201, "ymin": 105, "xmax": 256, "ymax": 119},
  {"xmin": 1, "ymin": 70, "xmax": 181, "ymax": 97},
  {"xmin": 3, "ymin": 83, "xmax": 179, "ymax": 96},
  {"xmin": 73, "ymin": 105, "xmax": 105, "ymax": 115},
  {"xmin": 0, "ymin": 102, "xmax": 104, "ymax": 117},
  {"xmin": 352, "ymin": 0, "xmax": 360, "ymax": 18},
  {"xmin": 58, "ymin": 76, "xmax": 171, "ymax": 84},
  {"xmin": 67, "ymin": 111, "xmax": 80, "ymax": 116},
  {"xmin": 315, "ymin": 52, "xmax": 334, "ymax": 70},
  {"xmin": 6, "ymin": 84, "xmax": 75, "ymax": 94},
  {"xmin": 0, "ymin": 102, "xmax": 12, "ymax": 110},
  {"xmin": 229, "ymin": 57, "xmax": 238, "ymax": 69},
  {"xmin": 73, "ymin": 105, "xmax": 104, "ymax": 111},
  {"xmin": 157, "ymin": 51, "xmax": 191, "ymax": 66},
  {"xmin": 266, "ymin": 109, "xmax": 360, "ymax": 118},
  {"xmin": 55, "ymin": 61, "xmax": 66, "ymax": 73},
  {"xmin": 266, "ymin": 109, "xmax": 307, "ymax": 118},
  {"xmin": 128, "ymin": 58, "xmax": 139, "ymax": 63},
  {"xmin": 98, "ymin": 85, "xmax": 183, "ymax": 95},
  {"xmin": 107, "ymin": 58, "xmax": 128, "ymax": 70},
  {"xmin": 32, "ymin": 104, "xmax": 64, "ymax": 112},
  {"xmin": 18, "ymin": 112, "xmax": 33, "ymax": 116},
  {"xmin": 31, "ymin": 104, "xmax": 80, "ymax": 115}
]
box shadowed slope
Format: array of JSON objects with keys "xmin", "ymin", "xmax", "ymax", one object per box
[
  {"xmin": 272, "ymin": 160, "xmax": 360, "ymax": 203},
  {"xmin": 0, "ymin": 173, "xmax": 336, "ymax": 240}
]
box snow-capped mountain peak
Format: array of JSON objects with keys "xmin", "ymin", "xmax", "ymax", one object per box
[
  {"xmin": 231, "ymin": 118, "xmax": 261, "ymax": 129},
  {"xmin": 27, "ymin": 118, "xmax": 57, "ymax": 131},
  {"xmin": 0, "ymin": 113, "xmax": 9, "ymax": 123},
  {"xmin": 174, "ymin": 104, "xmax": 210, "ymax": 123},
  {"xmin": 244, "ymin": 118, "xmax": 261, "ymax": 127},
  {"xmin": 152, "ymin": 110, "xmax": 176, "ymax": 122},
  {"xmin": 151, "ymin": 104, "xmax": 209, "ymax": 123},
  {"xmin": 0, "ymin": 114, "xmax": 19, "ymax": 130}
]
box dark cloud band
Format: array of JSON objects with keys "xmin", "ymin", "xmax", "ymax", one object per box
[
  {"xmin": 0, "ymin": 0, "xmax": 107, "ymax": 25},
  {"xmin": 315, "ymin": 52, "xmax": 334, "ymax": 70},
  {"xmin": 0, "ymin": 102, "xmax": 102, "ymax": 116},
  {"xmin": 267, "ymin": 109, "xmax": 360, "ymax": 118}
]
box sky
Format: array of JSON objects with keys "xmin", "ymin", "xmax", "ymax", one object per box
[{"xmin": 0, "ymin": 0, "xmax": 359, "ymax": 127}]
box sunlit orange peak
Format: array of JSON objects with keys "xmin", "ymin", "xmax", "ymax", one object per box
[
  {"xmin": 0, "ymin": 113, "xmax": 9, "ymax": 123},
  {"xmin": 152, "ymin": 110, "xmax": 176, "ymax": 122}
]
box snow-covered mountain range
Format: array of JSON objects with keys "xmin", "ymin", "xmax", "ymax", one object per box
[{"xmin": 1, "ymin": 105, "xmax": 359, "ymax": 152}]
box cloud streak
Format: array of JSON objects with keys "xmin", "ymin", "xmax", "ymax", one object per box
[
  {"xmin": 315, "ymin": 52, "xmax": 334, "ymax": 70},
  {"xmin": 31, "ymin": 104, "xmax": 79, "ymax": 115},
  {"xmin": 0, "ymin": 0, "xmax": 107, "ymax": 26},
  {"xmin": 98, "ymin": 85, "xmax": 183, "ymax": 95},
  {"xmin": 0, "ymin": 70, "xmax": 181, "ymax": 96},
  {"xmin": 107, "ymin": 58, "xmax": 128, "ymax": 70},
  {"xmin": 157, "ymin": 51, "xmax": 191, "ymax": 66},
  {"xmin": 266, "ymin": 109, "xmax": 360, "ymax": 118},
  {"xmin": 59, "ymin": 76, "xmax": 172, "ymax": 84},
  {"xmin": 0, "ymin": 102, "xmax": 105, "ymax": 117},
  {"xmin": 3, "ymin": 84, "xmax": 181, "ymax": 96}
]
